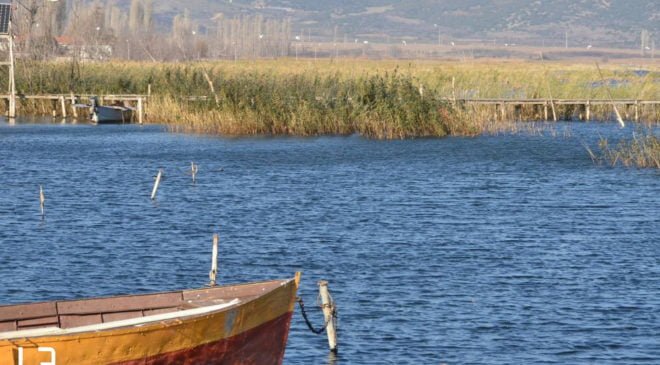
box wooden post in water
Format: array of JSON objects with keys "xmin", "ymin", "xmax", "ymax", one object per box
[
  {"xmin": 151, "ymin": 169, "xmax": 162, "ymax": 200},
  {"xmin": 634, "ymin": 100, "xmax": 639, "ymax": 122},
  {"xmin": 544, "ymin": 102, "xmax": 549, "ymax": 121},
  {"xmin": 70, "ymin": 93, "xmax": 78, "ymax": 118},
  {"xmin": 595, "ymin": 63, "xmax": 624, "ymax": 127},
  {"xmin": 191, "ymin": 162, "xmax": 198, "ymax": 183},
  {"xmin": 500, "ymin": 103, "xmax": 506, "ymax": 121},
  {"xmin": 209, "ymin": 234, "xmax": 219, "ymax": 286},
  {"xmin": 137, "ymin": 98, "xmax": 144, "ymax": 124},
  {"xmin": 59, "ymin": 96, "xmax": 67, "ymax": 118},
  {"xmin": 586, "ymin": 100, "xmax": 591, "ymax": 121},
  {"xmin": 39, "ymin": 185, "xmax": 45, "ymax": 217},
  {"xmin": 318, "ymin": 280, "xmax": 338, "ymax": 353}
]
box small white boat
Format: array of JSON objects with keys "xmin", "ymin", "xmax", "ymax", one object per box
[{"xmin": 90, "ymin": 97, "xmax": 133, "ymax": 124}]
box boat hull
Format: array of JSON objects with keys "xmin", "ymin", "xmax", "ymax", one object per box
[
  {"xmin": 92, "ymin": 105, "xmax": 133, "ymax": 124},
  {"xmin": 0, "ymin": 278, "xmax": 299, "ymax": 365}
]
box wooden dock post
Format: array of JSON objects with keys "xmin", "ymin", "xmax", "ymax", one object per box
[
  {"xmin": 59, "ymin": 96, "xmax": 67, "ymax": 118},
  {"xmin": 318, "ymin": 280, "xmax": 338, "ymax": 353},
  {"xmin": 209, "ymin": 233, "xmax": 219, "ymax": 286},
  {"xmin": 151, "ymin": 169, "xmax": 162, "ymax": 200},
  {"xmin": 634, "ymin": 100, "xmax": 639, "ymax": 122},
  {"xmin": 137, "ymin": 97, "xmax": 144, "ymax": 124},
  {"xmin": 70, "ymin": 93, "xmax": 78, "ymax": 118},
  {"xmin": 544, "ymin": 102, "xmax": 549, "ymax": 121},
  {"xmin": 585, "ymin": 100, "xmax": 591, "ymax": 121},
  {"xmin": 500, "ymin": 103, "xmax": 506, "ymax": 121}
]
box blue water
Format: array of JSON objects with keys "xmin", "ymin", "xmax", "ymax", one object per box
[{"xmin": 0, "ymin": 120, "xmax": 658, "ymax": 364}]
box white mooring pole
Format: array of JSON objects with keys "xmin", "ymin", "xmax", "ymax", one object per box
[
  {"xmin": 191, "ymin": 162, "xmax": 198, "ymax": 183},
  {"xmin": 151, "ymin": 169, "xmax": 162, "ymax": 200},
  {"xmin": 209, "ymin": 234, "xmax": 219, "ymax": 286},
  {"xmin": 39, "ymin": 185, "xmax": 45, "ymax": 217},
  {"xmin": 318, "ymin": 280, "xmax": 338, "ymax": 353}
]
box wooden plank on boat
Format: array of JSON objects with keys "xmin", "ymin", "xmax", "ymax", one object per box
[
  {"xmin": 57, "ymin": 292, "xmax": 183, "ymax": 315},
  {"xmin": 182, "ymin": 281, "xmax": 283, "ymax": 302},
  {"xmin": 17, "ymin": 316, "xmax": 59, "ymax": 329},
  {"xmin": 0, "ymin": 321, "xmax": 15, "ymax": 332},
  {"xmin": 0, "ymin": 302, "xmax": 57, "ymax": 322},
  {"xmin": 59, "ymin": 314, "xmax": 103, "ymax": 328}
]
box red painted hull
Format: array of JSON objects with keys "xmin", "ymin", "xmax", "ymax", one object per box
[{"xmin": 113, "ymin": 312, "xmax": 294, "ymax": 365}]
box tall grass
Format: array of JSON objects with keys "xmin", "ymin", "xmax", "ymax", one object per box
[
  {"xmin": 5, "ymin": 59, "xmax": 659, "ymax": 138},
  {"xmin": 597, "ymin": 131, "xmax": 660, "ymax": 169}
]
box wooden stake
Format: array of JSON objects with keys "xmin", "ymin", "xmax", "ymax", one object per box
[
  {"xmin": 209, "ymin": 234, "xmax": 219, "ymax": 286},
  {"xmin": 151, "ymin": 169, "xmax": 162, "ymax": 200},
  {"xmin": 191, "ymin": 162, "xmax": 198, "ymax": 183},
  {"xmin": 203, "ymin": 70, "xmax": 219, "ymax": 105},
  {"xmin": 318, "ymin": 280, "xmax": 338, "ymax": 353},
  {"xmin": 595, "ymin": 63, "xmax": 625, "ymax": 128},
  {"xmin": 70, "ymin": 93, "xmax": 78, "ymax": 118},
  {"xmin": 137, "ymin": 98, "xmax": 144, "ymax": 124},
  {"xmin": 634, "ymin": 100, "xmax": 639, "ymax": 122},
  {"xmin": 60, "ymin": 96, "xmax": 67, "ymax": 118},
  {"xmin": 586, "ymin": 100, "xmax": 591, "ymax": 121},
  {"xmin": 39, "ymin": 185, "xmax": 45, "ymax": 217}
]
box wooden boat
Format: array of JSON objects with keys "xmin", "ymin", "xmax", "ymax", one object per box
[
  {"xmin": 90, "ymin": 96, "xmax": 133, "ymax": 124},
  {"xmin": 0, "ymin": 274, "xmax": 300, "ymax": 364}
]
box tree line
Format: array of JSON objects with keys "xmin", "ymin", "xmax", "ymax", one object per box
[{"xmin": 9, "ymin": 0, "xmax": 293, "ymax": 61}]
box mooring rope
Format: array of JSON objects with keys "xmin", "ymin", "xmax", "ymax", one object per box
[{"xmin": 296, "ymin": 296, "xmax": 337, "ymax": 335}]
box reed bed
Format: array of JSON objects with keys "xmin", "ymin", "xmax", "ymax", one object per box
[
  {"xmin": 596, "ymin": 131, "xmax": 660, "ymax": 169},
  {"xmin": 4, "ymin": 59, "xmax": 659, "ymax": 139}
]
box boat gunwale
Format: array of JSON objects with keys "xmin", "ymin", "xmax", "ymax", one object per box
[{"xmin": 0, "ymin": 278, "xmax": 293, "ymax": 341}]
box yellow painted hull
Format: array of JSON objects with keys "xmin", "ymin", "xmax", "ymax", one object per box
[{"xmin": 0, "ymin": 278, "xmax": 299, "ymax": 364}]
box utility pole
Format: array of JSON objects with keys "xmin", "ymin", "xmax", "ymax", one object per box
[
  {"xmin": 0, "ymin": 3, "xmax": 16, "ymax": 118},
  {"xmin": 8, "ymin": 20, "xmax": 15, "ymax": 118}
]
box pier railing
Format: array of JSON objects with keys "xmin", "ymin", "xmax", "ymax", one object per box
[{"xmin": 0, "ymin": 94, "xmax": 658, "ymax": 123}]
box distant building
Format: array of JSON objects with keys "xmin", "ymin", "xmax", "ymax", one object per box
[{"xmin": 54, "ymin": 36, "xmax": 113, "ymax": 60}]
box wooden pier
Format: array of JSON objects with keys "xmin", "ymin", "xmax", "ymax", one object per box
[
  {"xmin": 449, "ymin": 98, "xmax": 659, "ymax": 122},
  {"xmin": 0, "ymin": 94, "xmax": 148, "ymax": 123},
  {"xmin": 0, "ymin": 94, "xmax": 658, "ymax": 123}
]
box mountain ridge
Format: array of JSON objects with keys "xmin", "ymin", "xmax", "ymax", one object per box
[{"xmin": 119, "ymin": 0, "xmax": 657, "ymax": 48}]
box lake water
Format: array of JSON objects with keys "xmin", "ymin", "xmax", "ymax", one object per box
[{"xmin": 0, "ymin": 119, "xmax": 658, "ymax": 364}]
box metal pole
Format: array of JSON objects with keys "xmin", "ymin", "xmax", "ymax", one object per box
[{"xmin": 8, "ymin": 21, "xmax": 16, "ymax": 118}]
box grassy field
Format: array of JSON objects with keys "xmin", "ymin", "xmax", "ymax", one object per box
[{"xmin": 7, "ymin": 58, "xmax": 660, "ymax": 139}]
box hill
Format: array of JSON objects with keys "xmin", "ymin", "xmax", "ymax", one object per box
[{"xmin": 135, "ymin": 0, "xmax": 657, "ymax": 48}]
